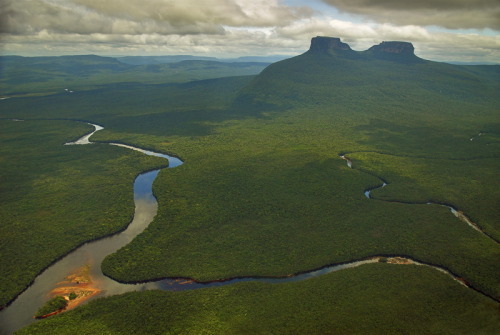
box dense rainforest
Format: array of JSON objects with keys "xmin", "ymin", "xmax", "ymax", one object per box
[{"xmin": 0, "ymin": 36, "xmax": 498, "ymax": 334}]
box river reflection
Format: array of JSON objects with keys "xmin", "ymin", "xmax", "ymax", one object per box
[
  {"xmin": 0, "ymin": 125, "xmax": 184, "ymax": 334},
  {"xmin": 1, "ymin": 124, "xmax": 493, "ymax": 334},
  {"xmin": 0, "ymin": 169, "xmax": 173, "ymax": 334}
]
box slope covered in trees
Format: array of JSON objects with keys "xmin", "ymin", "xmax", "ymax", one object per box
[{"xmin": 1, "ymin": 36, "xmax": 498, "ymax": 333}]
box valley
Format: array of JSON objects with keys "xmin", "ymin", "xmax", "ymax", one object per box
[{"xmin": 0, "ymin": 37, "xmax": 499, "ymax": 334}]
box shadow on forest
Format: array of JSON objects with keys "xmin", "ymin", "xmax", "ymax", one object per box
[
  {"xmin": 353, "ymin": 119, "xmax": 484, "ymax": 157},
  {"xmin": 102, "ymin": 106, "xmax": 272, "ymax": 137}
]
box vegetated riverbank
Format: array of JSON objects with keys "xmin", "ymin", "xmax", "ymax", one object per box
[
  {"xmin": 35, "ymin": 264, "xmax": 101, "ymax": 319},
  {"xmin": 343, "ymin": 150, "xmax": 500, "ymax": 242},
  {"xmin": 0, "ymin": 122, "xmax": 186, "ymax": 334},
  {"xmin": 0, "ymin": 120, "xmax": 166, "ymax": 309},
  {"xmin": 4, "ymin": 120, "xmax": 498, "ymax": 335},
  {"xmin": 97, "ymin": 106, "xmax": 500, "ymax": 300},
  {"xmin": 47, "ymin": 264, "xmax": 101, "ymax": 314},
  {"xmin": 17, "ymin": 263, "xmax": 500, "ymax": 335},
  {"xmin": 339, "ymin": 153, "xmax": 499, "ymax": 244},
  {"xmin": 2, "ymin": 47, "xmax": 499, "ymax": 334},
  {"xmin": 103, "ymin": 254, "xmax": 500, "ymax": 303},
  {"xmin": 2, "ymin": 101, "xmax": 496, "ymax": 334}
]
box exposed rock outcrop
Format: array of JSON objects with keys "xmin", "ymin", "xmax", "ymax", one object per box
[
  {"xmin": 366, "ymin": 41, "xmax": 421, "ymax": 63},
  {"xmin": 309, "ymin": 36, "xmax": 353, "ymax": 54},
  {"xmin": 367, "ymin": 41, "xmax": 415, "ymax": 56},
  {"xmin": 307, "ymin": 37, "xmax": 421, "ymax": 63}
]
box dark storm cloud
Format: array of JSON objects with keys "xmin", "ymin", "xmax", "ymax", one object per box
[
  {"xmin": 321, "ymin": 0, "xmax": 500, "ymax": 30},
  {"xmin": 0, "ymin": 0, "xmax": 497, "ymax": 62},
  {"xmin": 0, "ymin": 0, "xmax": 311, "ymax": 35}
]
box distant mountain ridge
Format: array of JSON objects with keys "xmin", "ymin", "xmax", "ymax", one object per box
[
  {"xmin": 0, "ymin": 54, "xmax": 130, "ymax": 75},
  {"xmin": 116, "ymin": 55, "xmax": 219, "ymax": 65},
  {"xmin": 116, "ymin": 55, "xmax": 289, "ymax": 65},
  {"xmin": 0, "ymin": 54, "xmax": 272, "ymax": 95}
]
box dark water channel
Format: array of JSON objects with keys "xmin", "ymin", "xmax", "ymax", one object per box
[
  {"xmin": 0, "ymin": 124, "xmax": 184, "ymax": 333},
  {"xmin": 340, "ymin": 154, "xmax": 497, "ymax": 242},
  {"xmin": 0, "ymin": 124, "xmax": 376, "ymax": 334},
  {"xmin": 0, "ymin": 125, "xmax": 494, "ymax": 334}
]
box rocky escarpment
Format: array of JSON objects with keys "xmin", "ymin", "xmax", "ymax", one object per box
[
  {"xmin": 308, "ymin": 36, "xmax": 356, "ymax": 56},
  {"xmin": 364, "ymin": 41, "xmax": 423, "ymax": 63},
  {"xmin": 368, "ymin": 41, "xmax": 415, "ymax": 55},
  {"xmin": 366, "ymin": 41, "xmax": 422, "ymax": 63},
  {"xmin": 308, "ymin": 36, "xmax": 422, "ymax": 63}
]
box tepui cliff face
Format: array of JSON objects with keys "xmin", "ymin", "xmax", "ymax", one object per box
[
  {"xmin": 236, "ymin": 36, "xmax": 498, "ymax": 109},
  {"xmin": 368, "ymin": 41, "xmax": 415, "ymax": 55},
  {"xmin": 309, "ymin": 36, "xmax": 353, "ymax": 53},
  {"xmin": 308, "ymin": 36, "xmax": 421, "ymax": 62}
]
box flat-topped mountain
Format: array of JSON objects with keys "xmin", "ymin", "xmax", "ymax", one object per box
[
  {"xmin": 366, "ymin": 41, "xmax": 419, "ymax": 62},
  {"xmin": 307, "ymin": 36, "xmax": 420, "ymax": 63},
  {"xmin": 309, "ymin": 36, "xmax": 353, "ymax": 54},
  {"xmin": 236, "ymin": 36, "xmax": 499, "ymax": 110},
  {"xmin": 367, "ymin": 41, "xmax": 415, "ymax": 55}
]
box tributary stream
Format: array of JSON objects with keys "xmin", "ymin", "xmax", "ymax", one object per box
[
  {"xmin": 0, "ymin": 124, "xmax": 376, "ymax": 334},
  {"xmin": 0, "ymin": 124, "xmax": 496, "ymax": 334}
]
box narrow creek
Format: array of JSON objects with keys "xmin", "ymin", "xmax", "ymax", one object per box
[
  {"xmin": 0, "ymin": 124, "xmax": 497, "ymax": 334},
  {"xmin": 339, "ymin": 154, "xmax": 499, "ymax": 244}
]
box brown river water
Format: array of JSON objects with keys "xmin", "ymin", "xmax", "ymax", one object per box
[{"xmin": 0, "ymin": 124, "xmax": 495, "ymax": 334}]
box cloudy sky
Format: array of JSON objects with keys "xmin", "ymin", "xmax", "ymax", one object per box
[{"xmin": 1, "ymin": 0, "xmax": 499, "ymax": 62}]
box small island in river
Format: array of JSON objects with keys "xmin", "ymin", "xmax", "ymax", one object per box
[{"xmin": 35, "ymin": 264, "xmax": 101, "ymax": 319}]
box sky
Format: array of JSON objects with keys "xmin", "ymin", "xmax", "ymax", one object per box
[{"xmin": 0, "ymin": 0, "xmax": 499, "ymax": 63}]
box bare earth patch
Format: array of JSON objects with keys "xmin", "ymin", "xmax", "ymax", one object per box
[{"xmin": 38, "ymin": 264, "xmax": 101, "ymax": 318}]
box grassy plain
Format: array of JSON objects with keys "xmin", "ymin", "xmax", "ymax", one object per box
[{"xmin": 18, "ymin": 264, "xmax": 500, "ymax": 334}]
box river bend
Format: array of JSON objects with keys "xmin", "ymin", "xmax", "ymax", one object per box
[
  {"xmin": 0, "ymin": 123, "xmax": 497, "ymax": 334},
  {"xmin": 339, "ymin": 154, "xmax": 499, "ymax": 244}
]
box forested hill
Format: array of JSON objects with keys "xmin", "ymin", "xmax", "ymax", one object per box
[
  {"xmin": 0, "ymin": 55, "xmax": 270, "ymax": 95},
  {"xmin": 236, "ymin": 36, "xmax": 500, "ymax": 110},
  {"xmin": 0, "ymin": 55, "xmax": 131, "ymax": 76}
]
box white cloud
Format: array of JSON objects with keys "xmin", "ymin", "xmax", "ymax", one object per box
[
  {"xmin": 320, "ymin": 0, "xmax": 500, "ymax": 30},
  {"xmin": 277, "ymin": 18, "xmax": 500, "ymax": 62},
  {"xmin": 0, "ymin": 0, "xmax": 498, "ymax": 62},
  {"xmin": 1, "ymin": 0, "xmax": 311, "ymax": 35}
]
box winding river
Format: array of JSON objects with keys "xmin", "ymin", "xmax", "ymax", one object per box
[
  {"xmin": 340, "ymin": 154, "xmax": 499, "ymax": 244},
  {"xmin": 0, "ymin": 124, "xmax": 497, "ymax": 334}
]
